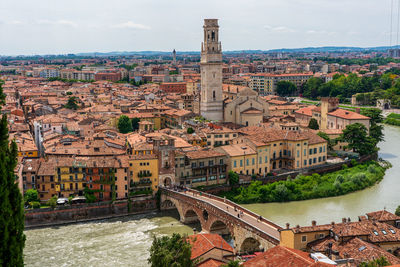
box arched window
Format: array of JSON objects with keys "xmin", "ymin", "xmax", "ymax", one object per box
[
  {"xmin": 213, "ymin": 90, "xmax": 216, "ymax": 100},
  {"xmin": 212, "ymin": 30, "xmax": 215, "ymax": 41}
]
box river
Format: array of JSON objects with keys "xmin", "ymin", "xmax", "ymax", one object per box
[{"xmin": 24, "ymin": 126, "xmax": 400, "ymax": 267}]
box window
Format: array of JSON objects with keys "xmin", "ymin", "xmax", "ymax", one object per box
[
  {"xmin": 389, "ymin": 228, "xmax": 396, "ymax": 234},
  {"xmin": 304, "ymin": 149, "xmax": 306, "ymax": 156},
  {"xmin": 199, "ymin": 162, "xmax": 204, "ymax": 167},
  {"xmin": 373, "ymin": 231, "xmax": 379, "ymax": 236},
  {"xmin": 297, "ymin": 150, "xmax": 300, "ymax": 157},
  {"xmin": 252, "ymin": 158, "xmax": 255, "ymax": 165},
  {"xmin": 319, "ymin": 147, "xmax": 322, "ymax": 153},
  {"xmin": 301, "ymin": 236, "xmax": 307, "ymax": 243},
  {"xmin": 246, "ymin": 159, "xmax": 249, "ymax": 166},
  {"xmin": 309, "ymin": 149, "xmax": 312, "ymax": 155},
  {"xmin": 309, "ymin": 159, "xmax": 312, "ymax": 165},
  {"xmin": 313, "ymin": 148, "xmax": 317, "ymax": 154},
  {"xmin": 233, "ymin": 160, "xmax": 237, "ymax": 167},
  {"xmin": 313, "ymin": 158, "xmax": 316, "ymax": 164},
  {"xmin": 192, "ymin": 162, "xmax": 197, "ymax": 168},
  {"xmin": 318, "ymin": 157, "xmax": 321, "ymax": 162},
  {"xmin": 259, "ymin": 157, "xmax": 262, "ymax": 164},
  {"xmin": 265, "ymin": 156, "xmax": 268, "ymax": 163},
  {"xmin": 382, "ymin": 230, "xmax": 387, "ymax": 235},
  {"xmin": 220, "ymin": 159, "xmax": 224, "ymax": 165},
  {"xmin": 240, "ymin": 160, "xmax": 243, "ymax": 167}
]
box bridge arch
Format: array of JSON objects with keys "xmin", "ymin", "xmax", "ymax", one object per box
[
  {"xmin": 209, "ymin": 220, "xmax": 232, "ymax": 236},
  {"xmin": 240, "ymin": 237, "xmax": 262, "ymax": 254},
  {"xmin": 182, "ymin": 209, "xmax": 201, "ymax": 225}
]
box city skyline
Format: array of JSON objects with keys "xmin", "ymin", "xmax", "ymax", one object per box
[{"xmin": 0, "ymin": 0, "xmax": 394, "ymax": 55}]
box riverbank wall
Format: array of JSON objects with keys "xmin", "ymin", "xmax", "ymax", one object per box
[{"xmin": 25, "ymin": 198, "xmax": 156, "ymax": 229}]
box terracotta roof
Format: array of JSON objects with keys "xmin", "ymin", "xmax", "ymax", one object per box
[
  {"xmin": 186, "ymin": 149, "xmax": 225, "ymax": 160},
  {"xmin": 327, "ymin": 109, "xmax": 369, "ymax": 120},
  {"xmin": 188, "ymin": 233, "xmax": 233, "ymax": 260},
  {"xmin": 197, "ymin": 259, "xmax": 225, "ymax": 267},
  {"xmin": 310, "ymin": 237, "xmax": 400, "ymax": 266},
  {"xmin": 295, "ymin": 105, "xmax": 317, "ymax": 117},
  {"xmin": 243, "ymin": 246, "xmax": 334, "ymax": 267},
  {"xmin": 366, "ymin": 210, "xmax": 400, "ymax": 222}
]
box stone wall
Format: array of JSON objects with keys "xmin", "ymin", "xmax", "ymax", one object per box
[{"xmin": 25, "ymin": 199, "xmax": 156, "ymax": 229}]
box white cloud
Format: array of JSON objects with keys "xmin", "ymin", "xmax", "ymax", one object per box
[
  {"xmin": 264, "ymin": 25, "xmax": 295, "ymax": 33},
  {"xmin": 37, "ymin": 19, "xmax": 77, "ymax": 27},
  {"xmin": 111, "ymin": 21, "xmax": 151, "ymax": 30},
  {"xmin": 8, "ymin": 20, "xmax": 23, "ymax": 25}
]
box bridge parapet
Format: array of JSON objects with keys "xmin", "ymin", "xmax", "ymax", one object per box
[{"xmin": 159, "ymin": 187, "xmax": 281, "ymax": 248}]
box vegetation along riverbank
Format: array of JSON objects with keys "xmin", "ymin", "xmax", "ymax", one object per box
[{"xmin": 220, "ymin": 161, "xmax": 390, "ymax": 204}]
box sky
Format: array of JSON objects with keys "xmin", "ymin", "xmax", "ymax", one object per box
[{"xmin": 0, "ymin": 0, "xmax": 395, "ymax": 55}]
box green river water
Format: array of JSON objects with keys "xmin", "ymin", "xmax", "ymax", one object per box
[{"xmin": 24, "ymin": 126, "xmax": 400, "ymax": 267}]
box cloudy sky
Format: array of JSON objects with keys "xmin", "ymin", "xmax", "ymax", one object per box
[{"xmin": 0, "ymin": 0, "xmax": 394, "ymax": 55}]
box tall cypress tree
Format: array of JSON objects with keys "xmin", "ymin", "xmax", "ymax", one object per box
[{"xmin": 0, "ymin": 80, "xmax": 25, "ymax": 266}]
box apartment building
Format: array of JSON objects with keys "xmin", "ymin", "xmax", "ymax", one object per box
[
  {"xmin": 175, "ymin": 149, "xmax": 227, "ymax": 187},
  {"xmin": 250, "ymin": 73, "xmax": 313, "ymax": 95}
]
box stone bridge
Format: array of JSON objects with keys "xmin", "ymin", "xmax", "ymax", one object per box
[{"xmin": 159, "ymin": 187, "xmax": 282, "ymax": 254}]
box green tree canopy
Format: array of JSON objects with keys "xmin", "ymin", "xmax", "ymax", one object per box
[
  {"xmin": 117, "ymin": 115, "xmax": 133, "ymax": 134},
  {"xmin": 65, "ymin": 96, "xmax": 78, "ymax": 110},
  {"xmin": 228, "ymin": 171, "xmax": 239, "ymax": 185},
  {"xmin": 148, "ymin": 233, "xmax": 194, "ymax": 267},
  {"xmin": 24, "ymin": 189, "xmax": 39, "ymax": 204},
  {"xmin": 276, "ymin": 81, "xmax": 297, "ymax": 96},
  {"xmin": 187, "ymin": 127, "xmax": 194, "ymax": 134},
  {"xmin": 0, "ymin": 80, "xmax": 25, "ymax": 266},
  {"xmin": 131, "ymin": 117, "xmax": 140, "ymax": 131},
  {"xmin": 340, "ymin": 123, "xmax": 377, "ymax": 156},
  {"xmin": 308, "ymin": 118, "xmax": 319, "ymax": 130},
  {"xmin": 396, "ymin": 205, "xmax": 400, "ymax": 216},
  {"xmin": 359, "ymin": 256, "xmax": 391, "ymax": 267}
]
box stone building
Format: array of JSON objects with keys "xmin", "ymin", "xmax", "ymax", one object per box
[
  {"xmin": 223, "ymin": 87, "xmax": 270, "ymax": 126},
  {"xmin": 200, "ymin": 19, "xmax": 224, "ymax": 121}
]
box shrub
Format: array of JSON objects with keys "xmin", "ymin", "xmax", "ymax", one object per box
[
  {"xmin": 30, "ymin": 201, "xmax": 41, "ymax": 209},
  {"xmin": 396, "ymin": 205, "xmax": 400, "ymax": 216},
  {"xmin": 25, "ymin": 189, "xmax": 39, "ymax": 204},
  {"xmin": 335, "ymin": 174, "xmax": 345, "ymax": 183},
  {"xmin": 368, "ymin": 165, "xmax": 378, "ymax": 174},
  {"xmin": 47, "ymin": 196, "xmax": 58, "ymax": 209}
]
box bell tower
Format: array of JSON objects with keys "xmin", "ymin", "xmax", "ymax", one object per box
[{"xmin": 200, "ymin": 19, "xmax": 223, "ymax": 121}]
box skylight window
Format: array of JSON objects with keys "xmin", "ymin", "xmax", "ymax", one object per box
[
  {"xmin": 373, "ymin": 231, "xmax": 379, "ymax": 236},
  {"xmin": 381, "ymin": 230, "xmax": 387, "ymax": 235},
  {"xmin": 389, "ymin": 229, "xmax": 396, "ymax": 234},
  {"xmin": 358, "ymin": 246, "xmax": 366, "ymax": 252}
]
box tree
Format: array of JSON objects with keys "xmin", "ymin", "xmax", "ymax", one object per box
[
  {"xmin": 131, "ymin": 118, "xmax": 140, "ymax": 131},
  {"xmin": 187, "ymin": 127, "xmax": 194, "ymax": 134},
  {"xmin": 276, "ymin": 81, "xmax": 296, "ymax": 96},
  {"xmin": 117, "ymin": 115, "xmax": 133, "ymax": 134},
  {"xmin": 340, "ymin": 123, "xmax": 377, "ymax": 156},
  {"xmin": 396, "ymin": 205, "xmax": 400, "ymax": 216},
  {"xmin": 47, "ymin": 196, "xmax": 57, "ymax": 209},
  {"xmin": 24, "ymin": 189, "xmax": 39, "ymax": 204},
  {"xmin": 359, "ymin": 256, "xmax": 391, "ymax": 267},
  {"xmin": 222, "ymin": 260, "xmax": 240, "ymax": 267},
  {"xmin": 148, "ymin": 233, "xmax": 194, "ymax": 267},
  {"xmin": 303, "ymin": 77, "xmax": 324, "ymax": 99},
  {"xmin": 308, "ymin": 118, "xmax": 319, "ymax": 130},
  {"xmin": 65, "ymin": 96, "xmax": 78, "ymax": 110},
  {"xmin": 228, "ymin": 171, "xmax": 239, "ymax": 185},
  {"xmin": 361, "ymin": 108, "xmax": 384, "ymax": 145},
  {"xmin": 0, "ymin": 80, "xmax": 25, "ymax": 266}
]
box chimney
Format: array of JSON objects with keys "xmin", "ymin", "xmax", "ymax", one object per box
[
  {"xmin": 312, "ymin": 220, "xmax": 317, "ymax": 226},
  {"xmin": 342, "ymin": 218, "xmax": 347, "ymax": 223},
  {"xmin": 193, "ymin": 228, "xmax": 197, "ymax": 235},
  {"xmin": 347, "ymin": 217, "xmax": 351, "ymax": 222},
  {"xmin": 355, "ymin": 108, "xmax": 360, "ymax": 114},
  {"xmin": 286, "ymin": 223, "xmax": 290, "ymax": 229},
  {"xmin": 331, "ymin": 221, "xmax": 335, "ymax": 226}
]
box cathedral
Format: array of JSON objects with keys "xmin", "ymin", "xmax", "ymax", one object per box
[{"xmin": 199, "ymin": 19, "xmax": 269, "ymax": 125}]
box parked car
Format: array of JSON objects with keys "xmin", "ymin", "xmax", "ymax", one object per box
[
  {"xmin": 56, "ymin": 197, "xmax": 69, "ymax": 205},
  {"xmin": 71, "ymin": 196, "xmax": 86, "ymax": 205}
]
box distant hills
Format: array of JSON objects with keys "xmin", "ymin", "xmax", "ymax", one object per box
[
  {"xmin": 73, "ymin": 45, "xmax": 400, "ymax": 57},
  {"xmin": 3, "ymin": 46, "xmax": 400, "ymax": 58}
]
